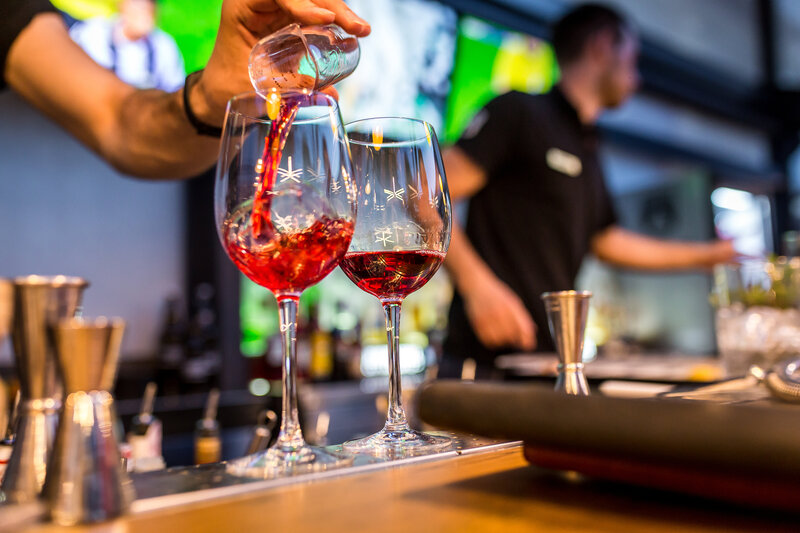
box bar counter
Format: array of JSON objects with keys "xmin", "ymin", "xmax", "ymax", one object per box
[{"xmin": 17, "ymin": 439, "xmax": 798, "ymax": 532}]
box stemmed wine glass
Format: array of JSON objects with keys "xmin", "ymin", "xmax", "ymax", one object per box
[
  {"xmin": 341, "ymin": 117, "xmax": 452, "ymax": 456},
  {"xmin": 215, "ymin": 92, "xmax": 357, "ymax": 477}
]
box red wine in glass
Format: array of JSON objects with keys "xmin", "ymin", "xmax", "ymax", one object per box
[
  {"xmin": 216, "ymin": 92, "xmax": 356, "ymax": 477},
  {"xmin": 341, "ymin": 117, "xmax": 453, "ymax": 457},
  {"xmin": 236, "ymin": 91, "xmax": 353, "ymax": 294},
  {"xmin": 340, "ymin": 250, "xmax": 445, "ymax": 302},
  {"xmin": 225, "ymin": 215, "xmax": 353, "ymax": 293}
]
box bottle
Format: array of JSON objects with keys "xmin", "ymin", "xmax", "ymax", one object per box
[
  {"xmin": 0, "ymin": 390, "xmax": 20, "ymax": 483},
  {"xmin": 156, "ymin": 296, "xmax": 187, "ymax": 397},
  {"xmin": 245, "ymin": 409, "xmax": 277, "ymax": 455},
  {"xmin": 182, "ymin": 284, "xmax": 222, "ymax": 391},
  {"xmin": 294, "ymin": 304, "xmax": 312, "ymax": 381},
  {"xmin": 127, "ymin": 382, "xmax": 166, "ymax": 472},
  {"xmin": 331, "ymin": 301, "xmax": 360, "ymax": 381},
  {"xmin": 308, "ymin": 302, "xmax": 333, "ymax": 382},
  {"xmin": 194, "ymin": 388, "xmax": 221, "ymax": 465}
]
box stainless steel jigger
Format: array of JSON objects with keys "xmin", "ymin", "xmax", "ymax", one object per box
[
  {"xmin": 1, "ymin": 276, "xmax": 88, "ymax": 503},
  {"xmin": 42, "ymin": 317, "xmax": 133, "ymax": 525},
  {"xmin": 541, "ymin": 290, "xmax": 592, "ymax": 396}
]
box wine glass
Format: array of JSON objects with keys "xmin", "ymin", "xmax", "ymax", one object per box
[
  {"xmin": 215, "ymin": 92, "xmax": 357, "ymax": 477},
  {"xmin": 341, "ymin": 117, "xmax": 452, "ymax": 456}
]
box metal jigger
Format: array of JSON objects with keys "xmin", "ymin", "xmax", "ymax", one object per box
[
  {"xmin": 42, "ymin": 317, "xmax": 133, "ymax": 526},
  {"xmin": 541, "ymin": 290, "xmax": 592, "ymax": 396},
  {"xmin": 1, "ymin": 276, "xmax": 88, "ymax": 503}
]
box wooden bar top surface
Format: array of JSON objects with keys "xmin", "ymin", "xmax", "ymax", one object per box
[{"xmin": 23, "ymin": 444, "xmax": 799, "ymax": 533}]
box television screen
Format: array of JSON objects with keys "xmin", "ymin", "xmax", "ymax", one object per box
[
  {"xmin": 444, "ymin": 16, "xmax": 559, "ymax": 143},
  {"xmin": 54, "ymin": 0, "xmax": 221, "ymax": 73}
]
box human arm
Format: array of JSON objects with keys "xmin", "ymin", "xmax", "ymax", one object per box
[
  {"xmin": 443, "ymin": 146, "xmax": 537, "ymax": 351},
  {"xmin": 4, "ymin": 0, "xmax": 370, "ymax": 179},
  {"xmin": 591, "ymin": 225, "xmax": 736, "ymax": 270}
]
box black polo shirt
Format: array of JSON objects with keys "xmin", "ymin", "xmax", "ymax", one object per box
[
  {"xmin": 444, "ymin": 88, "xmax": 616, "ymax": 366},
  {"xmin": 1, "ymin": 0, "xmax": 57, "ymax": 90}
]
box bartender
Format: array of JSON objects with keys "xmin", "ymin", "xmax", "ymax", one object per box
[
  {"xmin": 1, "ymin": 0, "xmax": 369, "ymax": 179},
  {"xmin": 441, "ymin": 4, "xmax": 736, "ymax": 379}
]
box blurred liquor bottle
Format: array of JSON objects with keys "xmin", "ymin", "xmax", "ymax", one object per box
[
  {"xmin": 156, "ymin": 295, "xmax": 188, "ymax": 397},
  {"xmin": 332, "ymin": 300, "xmax": 362, "ymax": 381},
  {"xmin": 181, "ymin": 284, "xmax": 222, "ymax": 392},
  {"xmin": 194, "ymin": 389, "xmax": 221, "ymax": 464},
  {"xmin": 308, "ymin": 301, "xmax": 334, "ymax": 382},
  {"xmin": 127, "ymin": 382, "xmax": 166, "ymax": 472}
]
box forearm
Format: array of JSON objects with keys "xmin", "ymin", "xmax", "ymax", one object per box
[
  {"xmin": 444, "ymin": 208, "xmax": 537, "ymax": 351},
  {"xmin": 109, "ymin": 86, "xmax": 220, "ymax": 178},
  {"xmin": 7, "ymin": 13, "xmax": 219, "ymax": 179},
  {"xmin": 444, "ymin": 220, "xmax": 497, "ymax": 294},
  {"xmin": 592, "ymin": 226, "xmax": 734, "ymax": 270}
]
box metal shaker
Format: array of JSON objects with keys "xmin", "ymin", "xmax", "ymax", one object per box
[
  {"xmin": 1, "ymin": 276, "xmax": 88, "ymax": 502},
  {"xmin": 41, "ymin": 317, "xmax": 134, "ymax": 525}
]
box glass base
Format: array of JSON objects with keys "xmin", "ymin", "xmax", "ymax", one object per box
[
  {"xmin": 226, "ymin": 444, "xmax": 353, "ymax": 479},
  {"xmin": 342, "ymin": 426, "xmax": 454, "ymax": 459}
]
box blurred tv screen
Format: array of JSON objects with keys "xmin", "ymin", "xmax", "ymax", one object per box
[{"xmin": 444, "ymin": 15, "xmax": 559, "ymax": 143}]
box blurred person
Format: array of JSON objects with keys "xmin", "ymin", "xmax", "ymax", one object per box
[
  {"xmin": 440, "ymin": 4, "xmax": 735, "ymax": 379},
  {"xmin": 1, "ymin": 0, "xmax": 370, "ymax": 179},
  {"xmin": 70, "ymin": 0, "xmax": 185, "ymax": 91}
]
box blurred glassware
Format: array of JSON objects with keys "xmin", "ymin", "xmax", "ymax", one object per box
[
  {"xmin": 0, "ymin": 278, "xmax": 10, "ymax": 441},
  {"xmin": 542, "ymin": 291, "xmax": 592, "ymax": 396},
  {"xmin": 0, "ymin": 278, "xmax": 11, "ymax": 347},
  {"xmin": 782, "ymin": 230, "xmax": 800, "ymax": 258},
  {"xmin": 340, "ymin": 117, "xmax": 453, "ymax": 457},
  {"xmin": 41, "ymin": 317, "xmax": 133, "ymax": 526},
  {"xmin": 1, "ymin": 276, "xmax": 88, "ymax": 503},
  {"xmin": 249, "ymin": 23, "xmax": 360, "ymax": 97},
  {"xmin": 712, "ymin": 258, "xmax": 800, "ymax": 376}
]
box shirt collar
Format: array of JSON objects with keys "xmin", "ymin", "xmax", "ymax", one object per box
[{"xmin": 552, "ymin": 85, "xmax": 599, "ymax": 141}]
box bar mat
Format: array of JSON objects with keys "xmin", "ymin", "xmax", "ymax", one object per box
[{"xmin": 417, "ymin": 380, "xmax": 800, "ymax": 509}]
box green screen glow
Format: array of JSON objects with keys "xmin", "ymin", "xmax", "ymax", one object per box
[{"xmin": 444, "ymin": 16, "xmax": 559, "ymax": 143}]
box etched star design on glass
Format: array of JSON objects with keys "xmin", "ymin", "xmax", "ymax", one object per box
[
  {"xmin": 277, "ymin": 156, "xmax": 303, "ymax": 184},
  {"xmin": 384, "ymin": 177, "xmax": 405, "ymax": 204},
  {"xmin": 374, "ymin": 226, "xmax": 394, "ymax": 246},
  {"xmin": 307, "ymin": 167, "xmax": 326, "ymax": 182},
  {"xmin": 273, "ymin": 213, "xmax": 294, "ymax": 232}
]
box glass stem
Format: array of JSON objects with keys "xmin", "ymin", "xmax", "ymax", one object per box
[
  {"xmin": 275, "ymin": 294, "xmax": 305, "ymax": 451},
  {"xmin": 382, "ymin": 301, "xmax": 408, "ymax": 430}
]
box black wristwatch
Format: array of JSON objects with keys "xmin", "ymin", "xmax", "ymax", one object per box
[{"xmin": 183, "ymin": 70, "xmax": 223, "ymax": 137}]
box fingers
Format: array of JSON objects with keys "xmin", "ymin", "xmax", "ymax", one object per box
[
  {"xmin": 320, "ymin": 85, "xmax": 339, "ymax": 100},
  {"xmin": 708, "ymin": 239, "xmax": 740, "ymax": 267},
  {"xmin": 274, "ymin": 0, "xmax": 336, "ymax": 26},
  {"xmin": 513, "ymin": 306, "xmax": 537, "ymax": 351},
  {"xmin": 315, "ymin": 0, "xmax": 371, "ymax": 36},
  {"xmin": 467, "ymin": 292, "xmax": 537, "ymax": 351}
]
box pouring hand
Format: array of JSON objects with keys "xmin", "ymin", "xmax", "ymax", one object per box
[{"xmin": 195, "ymin": 0, "xmax": 370, "ymax": 124}]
